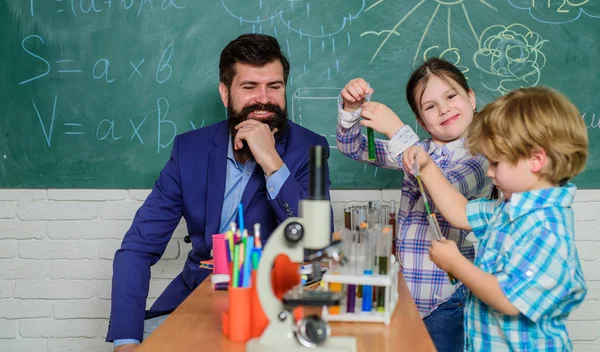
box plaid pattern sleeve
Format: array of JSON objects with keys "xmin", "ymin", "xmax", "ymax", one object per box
[
  {"xmin": 336, "ymin": 105, "xmax": 421, "ymax": 170},
  {"xmin": 466, "ymin": 198, "xmax": 497, "ymax": 239},
  {"xmin": 444, "ymin": 154, "xmax": 492, "ymax": 199}
]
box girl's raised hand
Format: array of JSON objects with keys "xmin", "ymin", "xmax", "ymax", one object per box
[
  {"xmin": 360, "ymin": 102, "xmax": 405, "ymax": 138},
  {"xmin": 340, "ymin": 78, "xmax": 373, "ymax": 112}
]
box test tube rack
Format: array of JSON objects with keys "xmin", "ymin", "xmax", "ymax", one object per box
[{"xmin": 320, "ymin": 257, "xmax": 400, "ymax": 325}]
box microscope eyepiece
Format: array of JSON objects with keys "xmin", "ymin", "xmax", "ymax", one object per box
[{"xmin": 308, "ymin": 145, "xmax": 328, "ymax": 200}]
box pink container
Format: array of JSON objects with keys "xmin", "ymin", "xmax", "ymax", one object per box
[{"xmin": 212, "ymin": 234, "xmax": 229, "ymax": 275}]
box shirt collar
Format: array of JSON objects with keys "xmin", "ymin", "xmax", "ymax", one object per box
[
  {"xmin": 426, "ymin": 137, "xmax": 466, "ymax": 156},
  {"xmin": 505, "ymin": 183, "xmax": 577, "ymax": 221},
  {"xmin": 227, "ymin": 134, "xmax": 242, "ymax": 170}
]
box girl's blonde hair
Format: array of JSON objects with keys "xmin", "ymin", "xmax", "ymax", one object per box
[{"xmin": 467, "ymin": 86, "xmax": 588, "ymax": 185}]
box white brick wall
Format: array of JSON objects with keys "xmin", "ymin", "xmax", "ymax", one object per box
[{"xmin": 0, "ymin": 189, "xmax": 598, "ymax": 351}]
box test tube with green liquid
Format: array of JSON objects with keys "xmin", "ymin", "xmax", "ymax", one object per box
[{"xmin": 365, "ymin": 86, "xmax": 376, "ymax": 161}]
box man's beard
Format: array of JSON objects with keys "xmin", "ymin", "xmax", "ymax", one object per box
[{"xmin": 228, "ymin": 98, "xmax": 289, "ymax": 162}]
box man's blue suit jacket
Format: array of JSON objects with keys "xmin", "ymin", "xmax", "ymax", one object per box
[{"xmin": 106, "ymin": 120, "xmax": 331, "ymax": 342}]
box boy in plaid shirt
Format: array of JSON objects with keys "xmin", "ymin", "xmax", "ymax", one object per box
[{"xmin": 404, "ymin": 86, "xmax": 588, "ymax": 351}]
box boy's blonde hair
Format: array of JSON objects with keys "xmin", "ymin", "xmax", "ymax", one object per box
[{"xmin": 467, "ymin": 86, "xmax": 588, "ymax": 185}]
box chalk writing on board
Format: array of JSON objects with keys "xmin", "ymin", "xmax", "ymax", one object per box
[
  {"xmin": 31, "ymin": 95, "xmax": 185, "ymax": 152},
  {"xmin": 507, "ymin": 0, "xmax": 600, "ymax": 24},
  {"xmin": 29, "ymin": 0, "xmax": 185, "ymax": 18},
  {"xmin": 583, "ymin": 113, "xmax": 600, "ymax": 129},
  {"xmin": 97, "ymin": 119, "xmax": 122, "ymax": 141},
  {"xmin": 334, "ymin": 172, "xmax": 357, "ymax": 186},
  {"xmin": 220, "ymin": 0, "xmax": 365, "ymax": 81},
  {"xmin": 18, "ymin": 35, "xmax": 175, "ymax": 85},
  {"xmin": 32, "ymin": 95, "xmax": 56, "ymax": 147},
  {"xmin": 291, "ymin": 87, "xmax": 340, "ymax": 147},
  {"xmin": 220, "ymin": 0, "xmax": 365, "ymax": 38},
  {"xmin": 361, "ymin": 0, "xmax": 498, "ymax": 66},
  {"xmin": 361, "ymin": 2, "xmax": 549, "ymax": 94}
]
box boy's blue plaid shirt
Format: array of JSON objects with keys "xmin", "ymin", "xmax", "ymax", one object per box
[
  {"xmin": 466, "ymin": 183, "xmax": 587, "ymax": 351},
  {"xmin": 337, "ymin": 106, "xmax": 492, "ymax": 317}
]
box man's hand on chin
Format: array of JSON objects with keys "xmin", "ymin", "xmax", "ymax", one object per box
[{"xmin": 233, "ymin": 119, "xmax": 284, "ymax": 173}]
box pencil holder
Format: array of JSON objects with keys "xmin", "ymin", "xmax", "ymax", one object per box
[
  {"xmin": 226, "ymin": 286, "xmax": 252, "ymax": 342},
  {"xmin": 221, "ymin": 311, "xmax": 229, "ymax": 337},
  {"xmin": 250, "ymin": 270, "xmax": 269, "ymax": 338}
]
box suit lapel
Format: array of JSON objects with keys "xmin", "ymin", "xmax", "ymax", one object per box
[{"xmin": 205, "ymin": 122, "xmax": 228, "ymax": 239}]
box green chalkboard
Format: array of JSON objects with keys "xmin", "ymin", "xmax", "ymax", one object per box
[{"xmin": 1, "ymin": 1, "xmax": 599, "ymax": 189}]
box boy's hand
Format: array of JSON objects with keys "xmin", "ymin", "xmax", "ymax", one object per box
[
  {"xmin": 361, "ymin": 102, "xmax": 405, "ymax": 138},
  {"xmin": 402, "ymin": 146, "xmax": 430, "ymax": 173},
  {"xmin": 429, "ymin": 238, "xmax": 461, "ymax": 273},
  {"xmin": 340, "ymin": 78, "xmax": 373, "ymax": 112}
]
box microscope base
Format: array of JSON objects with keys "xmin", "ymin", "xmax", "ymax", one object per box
[{"xmin": 246, "ymin": 336, "xmax": 357, "ymax": 352}]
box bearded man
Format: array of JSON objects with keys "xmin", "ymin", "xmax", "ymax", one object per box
[{"xmin": 107, "ymin": 33, "xmax": 331, "ymax": 351}]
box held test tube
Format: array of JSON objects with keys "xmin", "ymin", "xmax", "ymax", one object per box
[
  {"xmin": 426, "ymin": 214, "xmax": 458, "ymax": 284},
  {"xmin": 365, "ymin": 86, "xmax": 376, "ymax": 161}
]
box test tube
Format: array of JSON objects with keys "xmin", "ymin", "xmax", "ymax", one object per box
[
  {"xmin": 357, "ymin": 207, "xmax": 366, "ymax": 232},
  {"xmin": 367, "ymin": 128, "xmax": 376, "ymax": 161},
  {"xmin": 361, "ymin": 223, "xmax": 375, "ymax": 312},
  {"xmin": 345, "ymin": 229, "xmax": 358, "ymax": 313},
  {"xmin": 427, "ymin": 214, "xmax": 458, "ymax": 284},
  {"xmin": 381, "ymin": 205, "xmax": 389, "ymax": 227},
  {"xmin": 374, "ymin": 201, "xmax": 382, "ymax": 226},
  {"xmin": 344, "ymin": 205, "xmax": 352, "ymax": 230},
  {"xmin": 389, "ymin": 201, "xmax": 398, "ymax": 260},
  {"xmin": 365, "ymin": 87, "xmax": 376, "ymax": 161},
  {"xmin": 367, "ymin": 201, "xmax": 374, "ymax": 228},
  {"xmin": 352, "ymin": 206, "xmax": 360, "ymax": 232},
  {"xmin": 356, "ymin": 221, "xmax": 368, "ymax": 298},
  {"xmin": 376, "ymin": 225, "xmax": 392, "ymax": 311},
  {"xmin": 328, "ymin": 230, "xmax": 344, "ymax": 315}
]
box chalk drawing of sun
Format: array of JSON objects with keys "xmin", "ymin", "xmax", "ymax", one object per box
[{"xmin": 362, "ymin": 0, "xmax": 548, "ymax": 93}]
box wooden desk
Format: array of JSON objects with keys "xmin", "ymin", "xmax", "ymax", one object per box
[{"xmin": 138, "ymin": 274, "xmax": 436, "ymax": 352}]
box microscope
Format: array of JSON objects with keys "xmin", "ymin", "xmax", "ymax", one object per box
[{"xmin": 246, "ymin": 146, "xmax": 357, "ymax": 352}]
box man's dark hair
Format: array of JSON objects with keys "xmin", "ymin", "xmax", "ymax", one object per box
[{"xmin": 219, "ymin": 33, "xmax": 290, "ymax": 89}]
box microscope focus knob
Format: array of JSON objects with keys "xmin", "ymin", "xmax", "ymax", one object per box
[
  {"xmin": 295, "ymin": 315, "xmax": 330, "ymax": 348},
  {"xmin": 284, "ymin": 222, "xmax": 304, "ymax": 243}
]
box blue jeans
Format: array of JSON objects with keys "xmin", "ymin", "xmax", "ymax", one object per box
[{"xmin": 423, "ymin": 286, "xmax": 467, "ymax": 352}]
